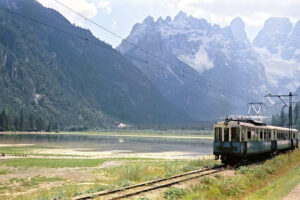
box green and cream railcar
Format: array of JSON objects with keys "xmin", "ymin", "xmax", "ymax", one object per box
[{"xmin": 213, "ymin": 118, "xmax": 299, "ymax": 165}]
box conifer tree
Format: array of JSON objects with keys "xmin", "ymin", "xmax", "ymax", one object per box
[
  {"xmin": 294, "ymin": 104, "xmax": 299, "ymax": 126},
  {"xmin": 29, "ymin": 114, "xmax": 35, "ymax": 131},
  {"xmin": 19, "ymin": 109, "xmax": 25, "ymax": 131},
  {"xmin": 279, "ymin": 108, "xmax": 286, "ymax": 127}
]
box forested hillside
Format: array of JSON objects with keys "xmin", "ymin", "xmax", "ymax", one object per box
[{"xmin": 0, "ymin": 0, "xmax": 191, "ymax": 130}]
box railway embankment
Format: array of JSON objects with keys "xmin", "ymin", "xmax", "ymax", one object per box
[{"xmin": 178, "ymin": 149, "xmax": 300, "ymax": 200}]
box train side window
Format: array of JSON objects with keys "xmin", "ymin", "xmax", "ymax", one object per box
[
  {"xmin": 224, "ymin": 128, "xmax": 229, "ymax": 141},
  {"xmin": 265, "ymin": 131, "xmax": 268, "ymax": 141},
  {"xmin": 265, "ymin": 130, "xmax": 270, "ymax": 141},
  {"xmin": 264, "ymin": 132, "xmax": 267, "ymax": 140},
  {"xmin": 260, "ymin": 130, "xmax": 263, "ymax": 140},
  {"xmin": 284, "ymin": 133, "xmax": 287, "ymax": 140},
  {"xmin": 231, "ymin": 127, "xmax": 240, "ymax": 141},
  {"xmin": 242, "ymin": 127, "xmax": 246, "ymax": 141},
  {"xmin": 254, "ymin": 129, "xmax": 258, "ymax": 141},
  {"xmin": 214, "ymin": 127, "xmax": 222, "ymax": 141},
  {"xmin": 247, "ymin": 130, "xmax": 251, "ymax": 140}
]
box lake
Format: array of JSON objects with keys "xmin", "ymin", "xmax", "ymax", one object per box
[{"xmin": 0, "ymin": 133, "xmax": 213, "ymax": 158}]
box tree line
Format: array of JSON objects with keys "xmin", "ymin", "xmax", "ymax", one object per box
[
  {"xmin": 0, "ymin": 108, "xmax": 58, "ymax": 132},
  {"xmin": 272, "ymin": 103, "xmax": 300, "ymax": 130}
]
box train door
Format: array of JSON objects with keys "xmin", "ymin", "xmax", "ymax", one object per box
[
  {"xmin": 247, "ymin": 128, "xmax": 251, "ymax": 141},
  {"xmin": 272, "ymin": 130, "xmax": 276, "ymax": 140}
]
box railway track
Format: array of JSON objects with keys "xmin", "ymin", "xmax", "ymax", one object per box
[{"xmin": 74, "ymin": 165, "xmax": 225, "ymax": 200}]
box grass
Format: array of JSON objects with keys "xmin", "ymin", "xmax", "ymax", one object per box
[
  {"xmin": 164, "ymin": 187, "xmax": 184, "ymax": 200},
  {"xmin": 0, "ymin": 158, "xmax": 107, "ymax": 168},
  {"xmin": 105, "ymin": 159, "xmax": 220, "ymax": 183},
  {"xmin": 0, "ymin": 145, "xmax": 85, "ymax": 157},
  {"xmin": 0, "ymin": 169, "xmax": 11, "ymax": 175},
  {"xmin": 0, "ymin": 176, "xmax": 64, "ymax": 197},
  {"xmin": 0, "ymin": 132, "xmax": 216, "ymax": 199},
  {"xmin": 11, "ymin": 158, "xmax": 219, "ymax": 200},
  {"xmin": 181, "ymin": 150, "xmax": 300, "ymax": 200},
  {"xmin": 6, "ymin": 183, "xmax": 85, "ymax": 200},
  {"xmin": 9, "ymin": 176, "xmax": 63, "ymax": 188},
  {"xmin": 247, "ymin": 164, "xmax": 300, "ymax": 200}
]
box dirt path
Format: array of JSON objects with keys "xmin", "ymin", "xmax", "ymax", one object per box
[{"xmin": 283, "ymin": 182, "xmax": 300, "ymax": 200}]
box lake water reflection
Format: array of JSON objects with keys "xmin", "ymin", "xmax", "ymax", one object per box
[{"xmin": 0, "ymin": 134, "xmax": 213, "ymax": 157}]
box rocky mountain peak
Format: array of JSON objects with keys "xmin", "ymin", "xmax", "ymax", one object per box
[
  {"xmin": 253, "ymin": 17, "xmax": 292, "ymax": 53},
  {"xmin": 143, "ymin": 16, "xmax": 155, "ymax": 25},
  {"xmin": 230, "ymin": 17, "xmax": 247, "ymax": 41},
  {"xmin": 264, "ymin": 17, "xmax": 292, "ymax": 31},
  {"xmin": 174, "ymin": 11, "xmax": 188, "ymax": 22},
  {"xmin": 292, "ymin": 20, "xmax": 300, "ymax": 35},
  {"xmin": 157, "ymin": 17, "xmax": 163, "ymax": 24},
  {"xmin": 118, "ymin": 12, "xmax": 270, "ymax": 119},
  {"xmin": 165, "ymin": 16, "xmax": 172, "ymax": 24}
]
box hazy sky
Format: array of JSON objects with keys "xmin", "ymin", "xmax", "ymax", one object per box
[{"xmin": 37, "ymin": 0, "xmax": 300, "ymax": 47}]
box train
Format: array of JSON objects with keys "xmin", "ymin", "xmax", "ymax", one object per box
[{"xmin": 213, "ymin": 116, "xmax": 299, "ymax": 165}]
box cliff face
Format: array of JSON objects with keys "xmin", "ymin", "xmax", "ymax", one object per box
[{"xmin": 118, "ymin": 13, "xmax": 269, "ymax": 119}]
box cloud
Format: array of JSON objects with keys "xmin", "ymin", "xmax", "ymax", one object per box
[
  {"xmin": 97, "ymin": 1, "xmax": 112, "ymax": 14},
  {"xmin": 176, "ymin": 0, "xmax": 300, "ymax": 24},
  {"xmin": 112, "ymin": 20, "xmax": 117, "ymax": 30},
  {"xmin": 166, "ymin": 0, "xmax": 300, "ymax": 40},
  {"xmin": 37, "ymin": 0, "xmax": 97, "ymax": 26}
]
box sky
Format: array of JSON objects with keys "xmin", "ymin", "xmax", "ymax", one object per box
[{"xmin": 37, "ymin": 0, "xmax": 300, "ymax": 48}]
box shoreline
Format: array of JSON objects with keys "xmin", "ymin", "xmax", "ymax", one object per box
[{"xmin": 0, "ymin": 131, "xmax": 213, "ymax": 140}]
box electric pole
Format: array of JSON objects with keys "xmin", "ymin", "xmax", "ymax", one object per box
[{"xmin": 265, "ymin": 92, "xmax": 297, "ymax": 134}]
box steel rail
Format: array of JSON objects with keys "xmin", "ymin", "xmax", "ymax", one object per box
[{"xmin": 74, "ymin": 165, "xmax": 225, "ymax": 200}]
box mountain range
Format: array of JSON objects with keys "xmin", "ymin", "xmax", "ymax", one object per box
[
  {"xmin": 118, "ymin": 12, "xmax": 300, "ymax": 120},
  {"xmin": 1, "ymin": 0, "xmax": 299, "ymax": 128}
]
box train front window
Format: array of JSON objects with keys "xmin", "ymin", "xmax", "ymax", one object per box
[
  {"xmin": 224, "ymin": 128, "xmax": 229, "ymax": 141},
  {"xmin": 215, "ymin": 127, "xmax": 222, "ymax": 141},
  {"xmin": 231, "ymin": 127, "xmax": 240, "ymax": 141}
]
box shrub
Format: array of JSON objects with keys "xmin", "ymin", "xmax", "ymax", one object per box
[{"xmin": 164, "ymin": 187, "xmax": 184, "ymax": 200}]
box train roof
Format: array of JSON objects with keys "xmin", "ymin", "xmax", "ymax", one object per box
[{"xmin": 215, "ymin": 120, "xmax": 298, "ymax": 132}]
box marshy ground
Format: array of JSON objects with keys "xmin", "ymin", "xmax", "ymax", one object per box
[{"xmin": 0, "ymin": 132, "xmax": 299, "ymax": 200}]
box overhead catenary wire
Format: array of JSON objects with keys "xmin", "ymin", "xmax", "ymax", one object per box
[
  {"xmin": 120, "ymin": 0, "xmax": 147, "ymax": 17},
  {"xmin": 121, "ymin": 1, "xmax": 265, "ymax": 101},
  {"xmin": 0, "ymin": 6, "xmax": 115, "ymax": 52},
  {"xmin": 124, "ymin": 52, "xmax": 250, "ymax": 102},
  {"xmin": 53, "ymin": 0, "xmax": 255, "ymax": 103},
  {"xmin": 1, "ymin": 2, "xmax": 257, "ymax": 105}
]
